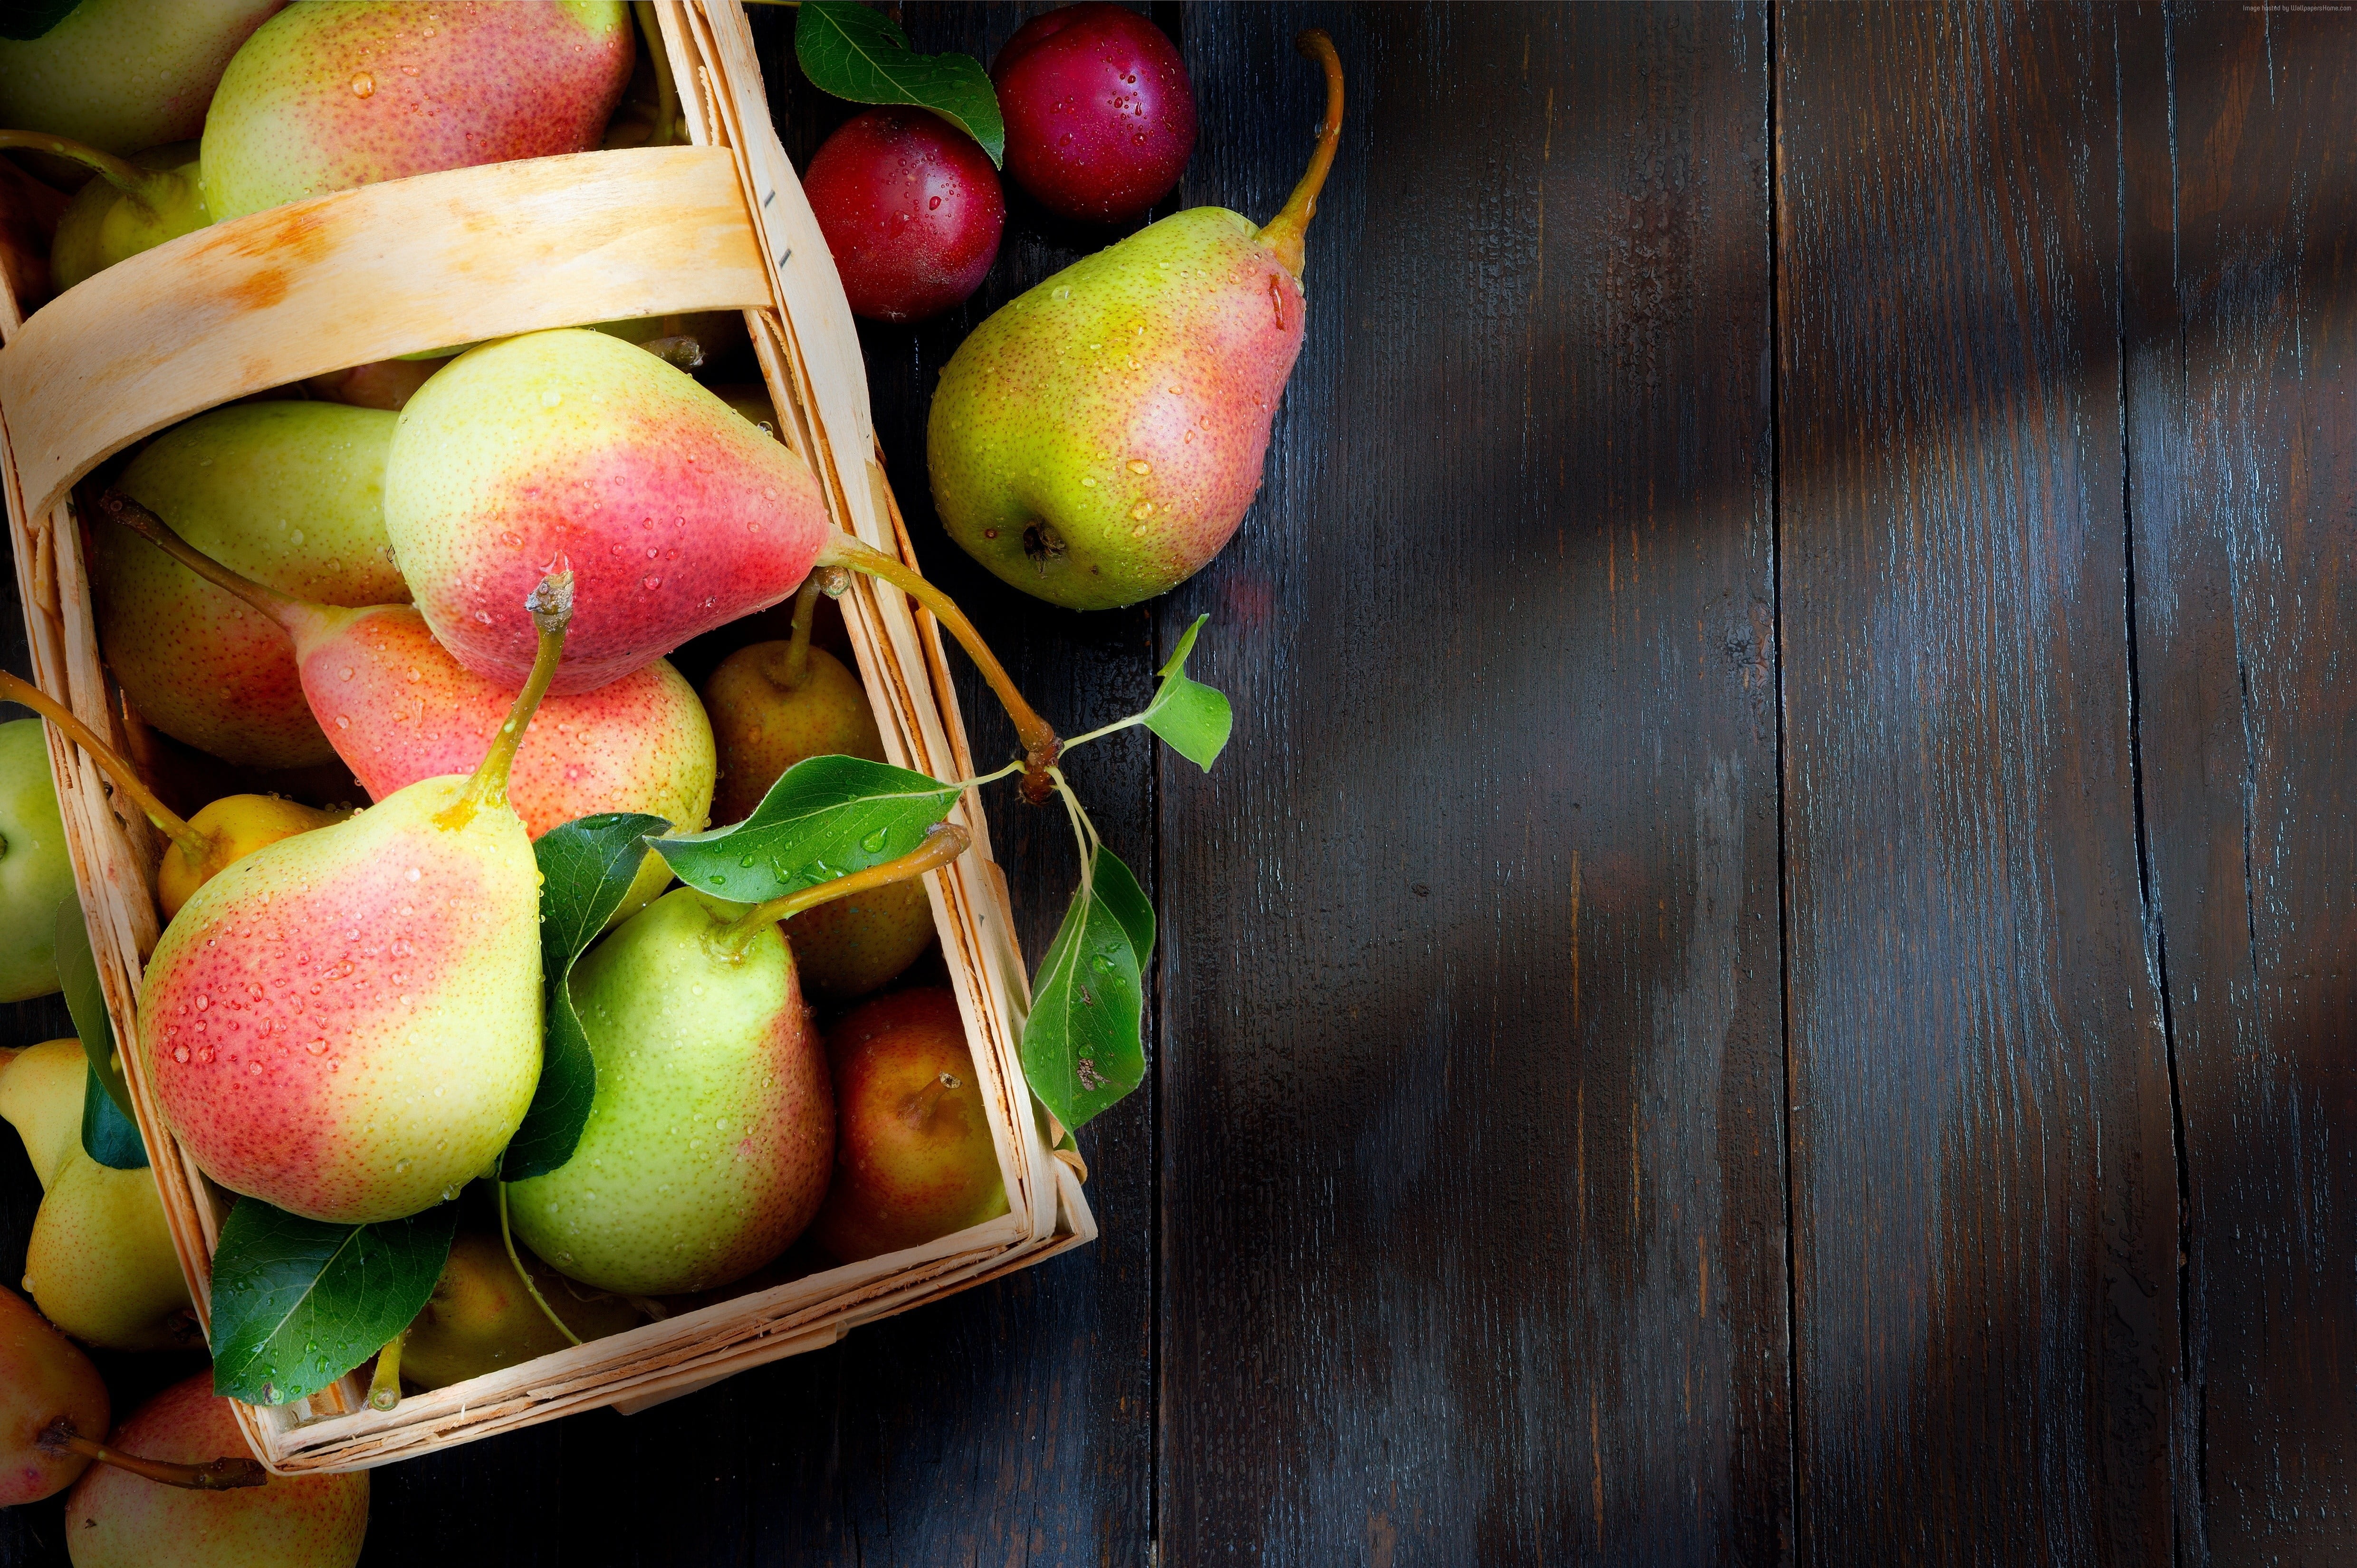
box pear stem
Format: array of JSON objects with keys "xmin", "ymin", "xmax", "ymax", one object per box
[
  {"xmin": 37, "ymin": 1420, "xmax": 268, "ymax": 1491},
  {"xmin": 717, "ymin": 821, "xmax": 969, "ymax": 956},
  {"xmin": 1254, "ymin": 30, "xmax": 1345, "ymax": 279},
  {"xmin": 0, "ymin": 131, "xmax": 173, "ymax": 215},
  {"xmin": 96, "ymin": 492, "xmax": 315, "ymax": 636},
  {"xmin": 434, "ymin": 571, "xmax": 572, "ymax": 831},
  {"xmin": 779, "ymin": 572, "xmax": 826, "ymax": 690},
  {"xmin": 814, "ymin": 533, "xmax": 1061, "ymax": 803},
  {"xmin": 0, "ymin": 670, "xmax": 210, "ymax": 865},
  {"xmin": 905, "ymin": 1071, "xmax": 962, "ymax": 1127},
  {"xmin": 497, "ymin": 1178, "xmax": 582, "ymax": 1348},
  {"xmin": 366, "ymin": 1331, "xmax": 405, "ymax": 1413}
]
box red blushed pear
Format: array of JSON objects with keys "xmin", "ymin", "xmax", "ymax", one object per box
[
  {"xmin": 928, "ymin": 31, "xmax": 1345, "ymax": 610},
  {"xmin": 199, "ymin": 0, "xmax": 633, "ymax": 223},
  {"xmin": 101, "ymin": 494, "xmax": 712, "ymax": 919},
  {"xmin": 811, "ymin": 988, "xmax": 1009, "ymax": 1263},
  {"xmin": 137, "ymin": 574, "xmax": 575, "ymax": 1226},
  {"xmin": 65, "ymin": 1374, "xmax": 364, "ymax": 1568}
]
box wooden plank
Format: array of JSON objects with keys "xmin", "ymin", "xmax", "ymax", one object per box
[
  {"xmin": 2120, "ymin": 11, "xmax": 2357, "ymax": 1561},
  {"xmin": 1158, "ymin": 6, "xmax": 1786, "ymax": 1562},
  {"xmin": 1777, "ymin": 5, "xmax": 2176, "ymax": 1563}
]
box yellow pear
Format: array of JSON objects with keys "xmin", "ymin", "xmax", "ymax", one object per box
[
  {"xmin": 25, "ymin": 1147, "xmax": 197, "ymax": 1353},
  {"xmin": 401, "ymin": 1232, "xmax": 642, "ymax": 1391},
  {"xmin": 0, "ymin": 1038, "xmax": 86, "ymax": 1189}
]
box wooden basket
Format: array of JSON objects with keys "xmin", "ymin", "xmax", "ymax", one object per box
[{"xmin": 0, "ymin": 0, "xmax": 1092, "ymax": 1473}]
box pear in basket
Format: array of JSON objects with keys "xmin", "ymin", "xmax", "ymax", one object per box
[
  {"xmin": 0, "ymin": 0, "xmax": 280, "ymax": 160},
  {"xmin": 508, "ymin": 826, "xmax": 968, "ymax": 1295},
  {"xmin": 200, "ymin": 0, "xmax": 634, "ymax": 224},
  {"xmin": 136, "ymin": 574, "xmax": 575, "ymax": 1226},
  {"xmin": 99, "ymin": 494, "xmax": 711, "ymax": 924}
]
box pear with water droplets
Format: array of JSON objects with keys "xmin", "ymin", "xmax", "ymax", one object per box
[{"xmin": 928, "ymin": 32, "xmax": 1343, "ymax": 610}]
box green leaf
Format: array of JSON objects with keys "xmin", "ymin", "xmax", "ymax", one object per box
[
  {"xmin": 79, "ymin": 1066, "xmax": 146, "ymax": 1171},
  {"xmin": 651, "ymin": 755, "xmax": 960, "ymax": 906},
  {"xmin": 1022, "ymin": 843, "xmax": 1150, "ymax": 1131},
  {"xmin": 207, "ymin": 1198, "xmax": 458, "ymax": 1406},
  {"xmin": 795, "ymin": 1, "xmax": 1006, "ymax": 166},
  {"xmin": 1139, "ymin": 616, "xmax": 1232, "ymax": 770},
  {"xmin": 55, "ymin": 898, "xmax": 134, "ymax": 1120},
  {"xmin": 505, "ymin": 812, "xmax": 668, "ymax": 1179},
  {"xmin": 0, "ymin": 0, "xmax": 82, "ymax": 42}
]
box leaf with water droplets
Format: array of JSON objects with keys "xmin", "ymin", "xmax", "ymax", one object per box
[
  {"xmin": 650, "ymin": 755, "xmax": 959, "ymax": 906},
  {"xmin": 1024, "ymin": 843, "xmax": 1150, "ymax": 1131},
  {"xmin": 795, "ymin": 1, "xmax": 1005, "ymax": 166},
  {"xmin": 208, "ymin": 1198, "xmax": 458, "ymax": 1405},
  {"xmin": 1138, "ymin": 615, "xmax": 1232, "ymax": 771},
  {"xmin": 506, "ymin": 812, "xmax": 668, "ymax": 1179}
]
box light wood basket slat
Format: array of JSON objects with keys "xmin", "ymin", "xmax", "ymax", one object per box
[{"xmin": 0, "ymin": 0, "xmax": 1093, "ymax": 1473}]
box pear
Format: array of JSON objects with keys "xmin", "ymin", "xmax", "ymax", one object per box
[
  {"xmin": 927, "ymin": 31, "xmax": 1345, "ymax": 610},
  {"xmin": 384, "ymin": 328, "xmax": 835, "ymax": 694},
  {"xmin": 37, "ymin": 139, "xmax": 209, "ymax": 289},
  {"xmin": 0, "ymin": 1038, "xmax": 87, "ymax": 1189},
  {"xmin": 0, "ymin": 0, "xmax": 280, "ymax": 160},
  {"xmin": 0, "ymin": 671, "xmax": 345, "ymax": 924},
  {"xmin": 103, "ymin": 495, "xmax": 713, "ymax": 921},
  {"xmin": 400, "ymin": 1231, "xmax": 642, "ymax": 1391},
  {"xmin": 200, "ymin": 0, "xmax": 634, "ymax": 224},
  {"xmin": 64, "ymin": 1373, "xmax": 366, "ymax": 1568},
  {"xmin": 26, "ymin": 1147, "xmax": 200, "ymax": 1353},
  {"xmin": 0, "ymin": 717, "xmax": 75, "ymax": 1003},
  {"xmin": 137, "ymin": 574, "xmax": 575, "ymax": 1225},
  {"xmin": 781, "ymin": 885, "xmax": 937, "ymax": 1005},
  {"xmin": 811, "ymin": 989, "xmax": 1009, "ymax": 1262},
  {"xmin": 91, "ymin": 401, "xmax": 405, "ymax": 769},
  {"xmin": 703, "ymin": 641, "xmax": 883, "ymax": 826},
  {"xmin": 0, "ymin": 1284, "xmax": 107, "ymax": 1506}
]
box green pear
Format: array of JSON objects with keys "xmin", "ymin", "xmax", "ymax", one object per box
[
  {"xmin": 400, "ymin": 1231, "xmax": 642, "ymax": 1391},
  {"xmin": 927, "ymin": 32, "xmax": 1344, "ymax": 610},
  {"xmin": 810, "ymin": 989, "xmax": 1008, "ymax": 1262},
  {"xmin": 0, "ymin": 1283, "xmax": 107, "ymax": 1506},
  {"xmin": 136, "ymin": 576, "xmax": 575, "ymax": 1224},
  {"xmin": 0, "ymin": 1038, "xmax": 89, "ymax": 1190},
  {"xmin": 200, "ymin": 0, "xmax": 634, "ymax": 223},
  {"xmin": 42, "ymin": 139, "xmax": 208, "ymax": 289},
  {"xmin": 26, "ymin": 1146, "xmax": 199, "ymax": 1353},
  {"xmin": 91, "ymin": 401, "xmax": 406, "ymax": 769},
  {"xmin": 64, "ymin": 1373, "xmax": 366, "ymax": 1568},
  {"xmin": 0, "ymin": 0, "xmax": 280, "ymax": 159},
  {"xmin": 0, "ymin": 717, "xmax": 75, "ymax": 1003},
  {"xmin": 506, "ymin": 889, "xmax": 834, "ymax": 1296}
]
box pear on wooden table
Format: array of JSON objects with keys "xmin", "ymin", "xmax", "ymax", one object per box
[
  {"xmin": 90, "ymin": 402, "xmax": 405, "ymax": 770},
  {"xmin": 928, "ymin": 32, "xmax": 1346, "ymax": 610},
  {"xmin": 199, "ymin": 0, "xmax": 632, "ymax": 222},
  {"xmin": 65, "ymin": 1373, "xmax": 365, "ymax": 1568},
  {"xmin": 136, "ymin": 574, "xmax": 576, "ymax": 1224}
]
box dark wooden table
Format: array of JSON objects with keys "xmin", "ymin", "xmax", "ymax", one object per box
[{"xmin": 8, "ymin": 4, "xmax": 2357, "ymax": 1563}]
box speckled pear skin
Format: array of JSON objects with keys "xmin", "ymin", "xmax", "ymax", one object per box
[
  {"xmin": 199, "ymin": 0, "xmax": 632, "ymax": 223},
  {"xmin": 0, "ymin": 0, "xmax": 280, "ymax": 157},
  {"xmin": 297, "ymin": 604, "xmax": 711, "ymax": 917},
  {"xmin": 384, "ymin": 330, "xmax": 836, "ymax": 694},
  {"xmin": 64, "ymin": 1374, "xmax": 368, "ymax": 1568},
  {"xmin": 928, "ymin": 207, "xmax": 1307, "ymax": 610},
  {"xmin": 0, "ymin": 1284, "xmax": 105, "ymax": 1507},
  {"xmin": 508, "ymin": 889, "xmax": 834, "ymax": 1296},
  {"xmin": 92, "ymin": 402, "xmax": 405, "ymax": 769},
  {"xmin": 48, "ymin": 143, "xmax": 209, "ymax": 291},
  {"xmin": 25, "ymin": 1148, "xmax": 197, "ymax": 1353},
  {"xmin": 139, "ymin": 774, "xmax": 542, "ymax": 1225}
]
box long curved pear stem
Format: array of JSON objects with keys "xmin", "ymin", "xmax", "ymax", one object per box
[
  {"xmin": 717, "ymin": 821, "xmax": 969, "ymax": 956},
  {"xmin": 0, "ymin": 670, "xmax": 210, "ymax": 865},
  {"xmin": 497, "ymin": 1177, "xmax": 582, "ymax": 1348},
  {"xmin": 96, "ymin": 492, "xmax": 315, "ymax": 637},
  {"xmin": 38, "ymin": 1420, "xmax": 267, "ymax": 1491},
  {"xmin": 814, "ymin": 533, "xmax": 1061, "ymax": 803},
  {"xmin": 779, "ymin": 572, "xmax": 825, "ymax": 690},
  {"xmin": 0, "ymin": 130, "xmax": 174, "ymax": 215},
  {"xmin": 1255, "ymin": 30, "xmax": 1345, "ymax": 279},
  {"xmin": 434, "ymin": 571, "xmax": 573, "ymax": 831}
]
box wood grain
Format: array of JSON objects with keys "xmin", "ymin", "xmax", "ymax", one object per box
[
  {"xmin": 2122, "ymin": 10, "xmax": 2357, "ymax": 1562},
  {"xmin": 1777, "ymin": 5, "xmax": 2176, "ymax": 1563},
  {"xmin": 1156, "ymin": 6, "xmax": 1787, "ymax": 1563}
]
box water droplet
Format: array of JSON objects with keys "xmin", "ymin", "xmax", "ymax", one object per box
[
  {"xmin": 643, "ymin": 575, "xmax": 661, "ymax": 590},
  {"xmin": 339, "ymin": 666, "xmax": 355, "ymax": 681},
  {"xmin": 1129, "ymin": 459, "xmax": 1152, "ymax": 475},
  {"xmin": 1091, "ymin": 953, "xmax": 1117, "ymax": 974},
  {"xmin": 349, "ymin": 71, "xmax": 374, "ymax": 97},
  {"xmin": 860, "ymin": 828, "xmax": 889, "ymax": 853},
  {"xmin": 306, "ymin": 1039, "xmax": 327, "ymax": 1056},
  {"xmin": 1131, "ymin": 500, "xmax": 1155, "ymax": 521},
  {"xmin": 172, "ymin": 1046, "xmax": 191, "ymax": 1063},
  {"xmin": 1082, "ymin": 477, "xmax": 1097, "ymax": 488},
  {"xmin": 541, "ymin": 389, "xmax": 563, "ymax": 408},
  {"xmin": 476, "ymin": 610, "xmax": 493, "ymax": 624},
  {"xmin": 406, "ymin": 867, "xmax": 421, "ymax": 882},
  {"xmin": 738, "ymin": 855, "xmax": 757, "ymax": 868},
  {"xmin": 709, "ymin": 875, "xmax": 727, "ymax": 887}
]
